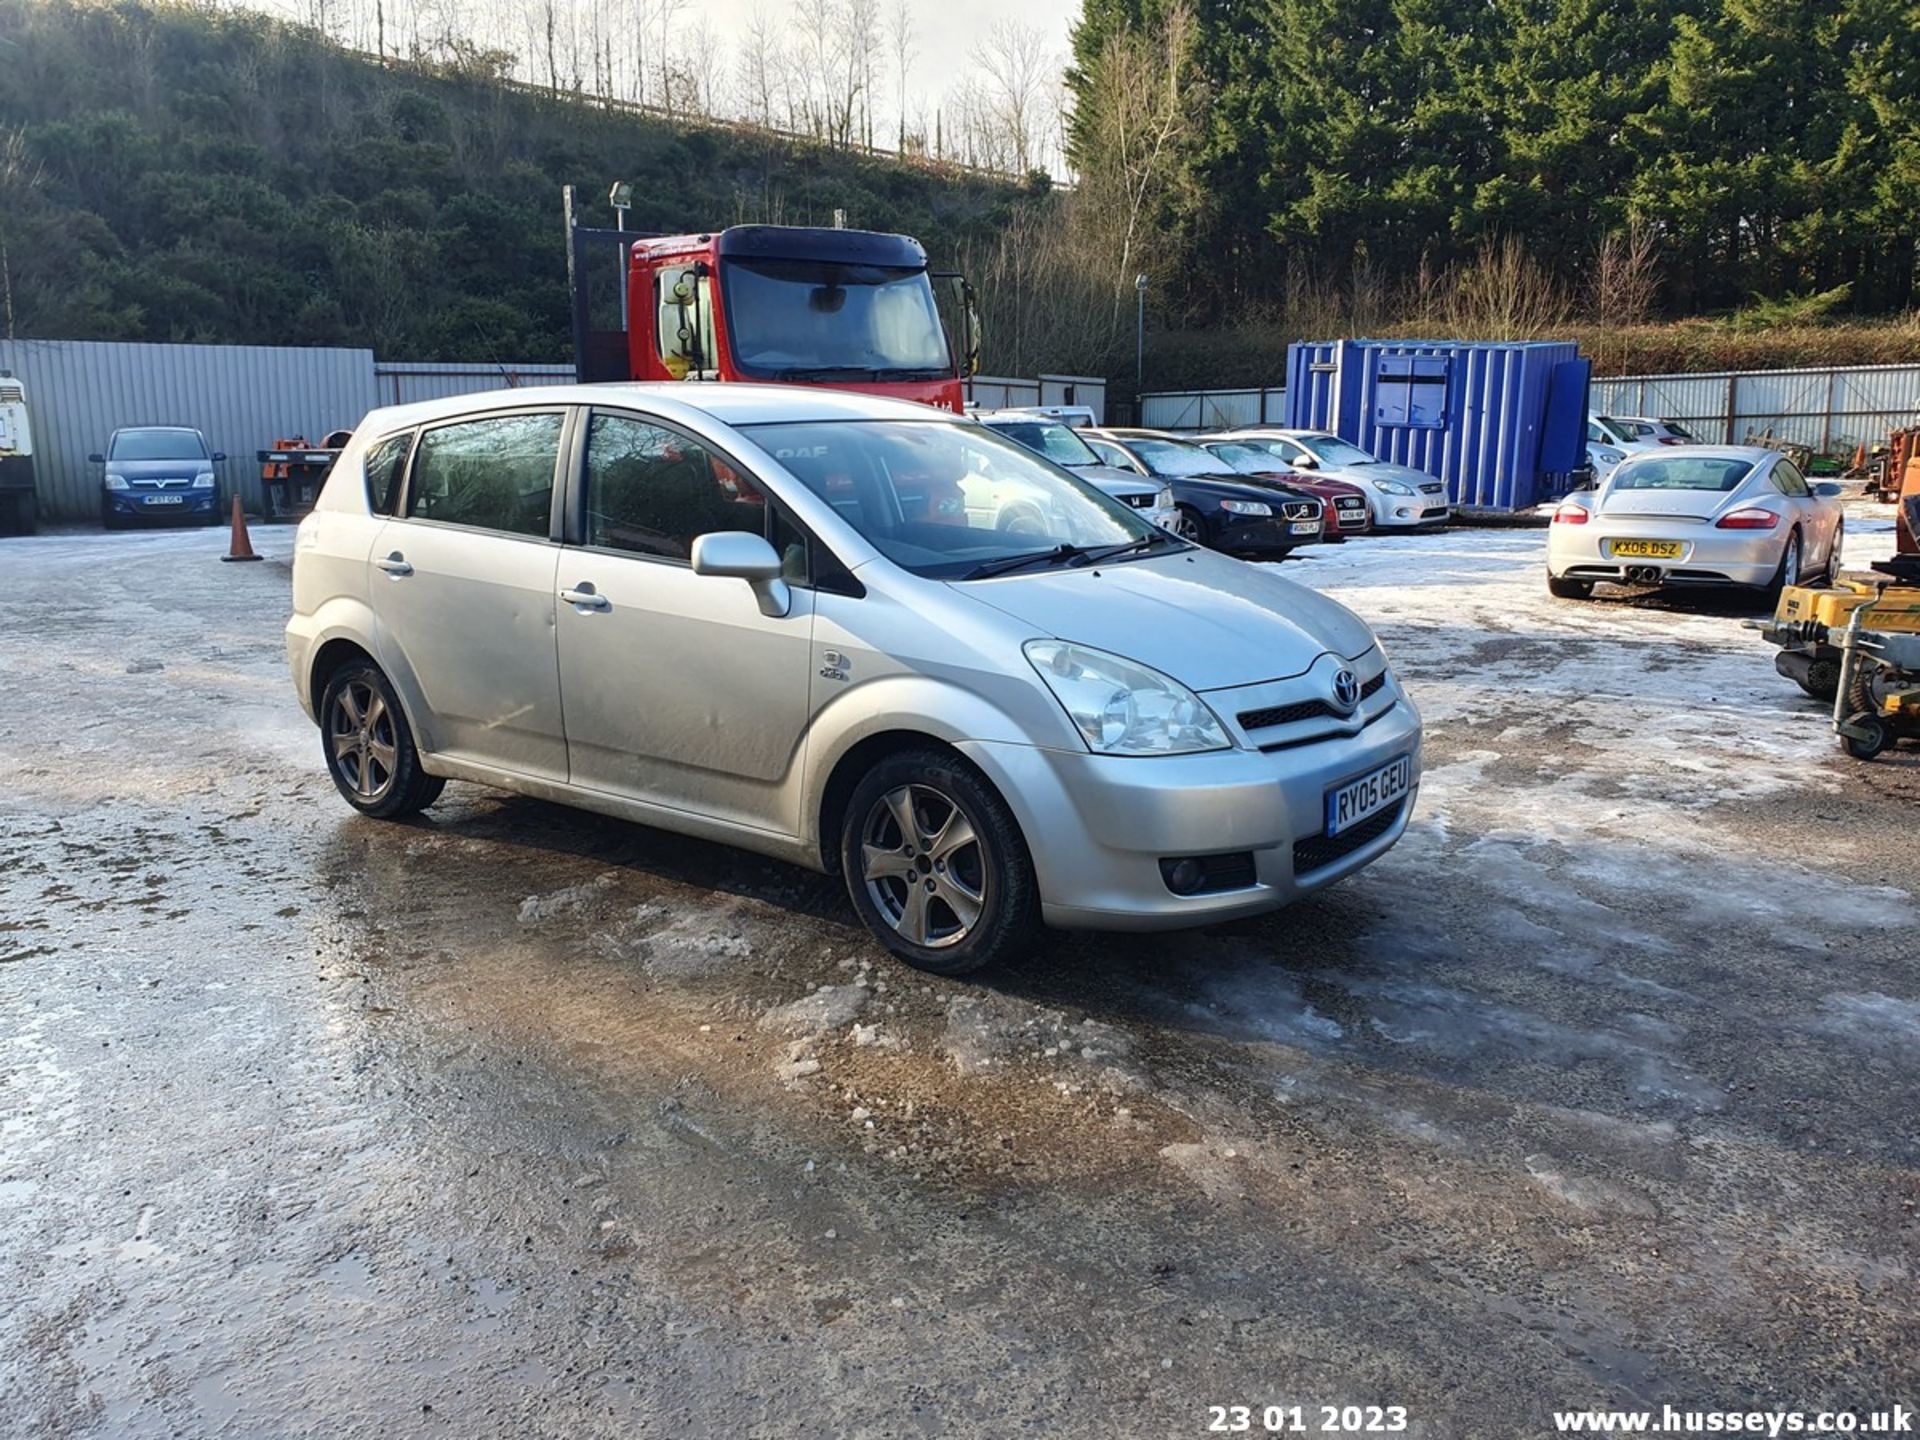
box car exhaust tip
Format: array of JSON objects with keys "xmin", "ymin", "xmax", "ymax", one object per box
[{"xmin": 1625, "ymin": 565, "xmax": 1661, "ymax": 585}]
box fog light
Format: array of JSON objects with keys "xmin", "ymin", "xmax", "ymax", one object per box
[
  {"xmin": 1164, "ymin": 858, "xmax": 1206, "ymax": 894},
  {"xmin": 1395, "ymin": 507, "xmax": 1412, "ymax": 518}
]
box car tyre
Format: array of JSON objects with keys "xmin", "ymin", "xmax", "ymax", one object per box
[
  {"xmin": 1547, "ymin": 573, "xmax": 1593, "ymax": 600},
  {"xmin": 840, "ymin": 749, "xmax": 1040, "ymax": 976},
  {"xmin": 1172, "ymin": 505, "xmax": 1208, "ymax": 546},
  {"xmin": 1823, "ymin": 519, "xmax": 1844, "ymax": 584},
  {"xmin": 1764, "ymin": 529, "xmax": 1803, "ymax": 600},
  {"xmin": 320, "ymin": 660, "xmax": 445, "ymax": 818}
]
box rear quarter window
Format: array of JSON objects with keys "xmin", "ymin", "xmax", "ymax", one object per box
[{"xmin": 362, "ymin": 432, "xmax": 413, "ymax": 516}]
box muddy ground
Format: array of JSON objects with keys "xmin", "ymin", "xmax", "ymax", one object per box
[{"xmin": 2, "ymin": 514, "xmax": 1916, "ymax": 1439}]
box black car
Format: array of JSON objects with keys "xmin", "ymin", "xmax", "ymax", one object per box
[{"xmin": 1082, "ymin": 428, "xmax": 1324, "ymax": 557}]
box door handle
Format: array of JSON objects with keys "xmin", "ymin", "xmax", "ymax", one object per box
[
  {"xmin": 374, "ymin": 553, "xmax": 412, "ymax": 576},
  {"xmin": 561, "ymin": 584, "xmax": 610, "ymax": 611}
]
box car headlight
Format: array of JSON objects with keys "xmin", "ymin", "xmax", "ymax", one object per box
[
  {"xmin": 1155, "ymin": 486, "xmax": 1175, "ymax": 509},
  {"xmin": 192, "ymin": 471, "xmax": 215, "ymax": 489},
  {"xmin": 104, "ymin": 474, "xmax": 129, "ymax": 491},
  {"xmin": 1024, "ymin": 641, "xmax": 1231, "ymax": 756},
  {"xmin": 1374, "ymin": 479, "xmax": 1415, "ymax": 496},
  {"xmin": 1217, "ymin": 499, "xmax": 1271, "ymax": 516}
]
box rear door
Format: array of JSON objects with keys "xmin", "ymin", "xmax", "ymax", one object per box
[
  {"xmin": 371, "ymin": 408, "xmax": 569, "ymax": 781},
  {"xmin": 553, "ymin": 407, "xmax": 817, "ymax": 835}
]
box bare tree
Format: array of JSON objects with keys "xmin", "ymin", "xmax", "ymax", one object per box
[
  {"xmin": 888, "ymin": 0, "xmax": 915, "ymax": 150},
  {"xmin": 1067, "ymin": 2, "xmax": 1205, "ymax": 305},
  {"xmin": 0, "ymin": 127, "xmax": 43, "ymax": 340},
  {"xmin": 736, "ymin": 5, "xmax": 780, "ymax": 128},
  {"xmin": 972, "ymin": 19, "xmax": 1051, "ymax": 174}
]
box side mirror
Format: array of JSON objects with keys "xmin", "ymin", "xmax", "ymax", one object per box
[
  {"xmin": 1813, "ymin": 481, "xmax": 1844, "ymax": 499},
  {"xmin": 211, "ymin": 451, "xmax": 227, "ymax": 463},
  {"xmin": 691, "ymin": 531, "xmax": 790, "ymax": 618},
  {"xmin": 88, "ymin": 452, "xmax": 105, "ymax": 464},
  {"xmin": 1290, "ymin": 454, "xmax": 1318, "ymax": 470}
]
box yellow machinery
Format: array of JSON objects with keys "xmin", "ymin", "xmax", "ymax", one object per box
[{"xmin": 1765, "ymin": 575, "xmax": 1920, "ymax": 700}]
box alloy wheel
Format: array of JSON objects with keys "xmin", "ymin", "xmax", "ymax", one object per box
[
  {"xmin": 1174, "ymin": 510, "xmax": 1204, "ymax": 542},
  {"xmin": 1781, "ymin": 534, "xmax": 1800, "ymax": 588},
  {"xmin": 329, "ymin": 680, "xmax": 398, "ymax": 802},
  {"xmin": 860, "ymin": 784, "xmax": 987, "ymax": 949}
]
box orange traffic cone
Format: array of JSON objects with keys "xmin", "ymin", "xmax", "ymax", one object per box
[
  {"xmin": 1851, "ymin": 442, "xmax": 1867, "ymax": 473},
  {"xmin": 220, "ymin": 495, "xmax": 262, "ymax": 563}
]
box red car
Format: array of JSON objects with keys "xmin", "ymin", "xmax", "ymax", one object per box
[{"xmin": 1200, "ymin": 439, "xmax": 1374, "ymax": 536}]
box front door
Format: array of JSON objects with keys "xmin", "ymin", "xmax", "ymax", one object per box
[
  {"xmin": 555, "ymin": 408, "xmax": 816, "ymax": 836},
  {"xmin": 371, "ymin": 409, "xmax": 569, "ymax": 781}
]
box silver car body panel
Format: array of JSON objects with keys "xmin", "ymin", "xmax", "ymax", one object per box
[{"xmin": 288, "ymin": 383, "xmax": 1421, "ymax": 930}]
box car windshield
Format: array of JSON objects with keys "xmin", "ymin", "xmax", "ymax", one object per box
[
  {"xmin": 1612, "ymin": 456, "xmax": 1755, "ymax": 492},
  {"xmin": 111, "ymin": 430, "xmax": 206, "ymax": 461},
  {"xmin": 985, "ymin": 420, "xmax": 1102, "ymax": 468},
  {"xmin": 721, "ymin": 258, "xmax": 952, "ymax": 380},
  {"xmin": 743, "ymin": 420, "xmax": 1165, "ymax": 580},
  {"xmin": 1120, "ymin": 437, "xmax": 1226, "ymax": 477},
  {"xmin": 1662, "ymin": 420, "xmax": 1697, "ymax": 440},
  {"xmin": 1297, "ymin": 436, "xmax": 1379, "ymax": 467},
  {"xmin": 1201, "ymin": 443, "xmax": 1280, "ymax": 475}
]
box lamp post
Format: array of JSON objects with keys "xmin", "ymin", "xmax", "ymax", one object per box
[
  {"xmin": 608, "ymin": 182, "xmax": 633, "ymax": 332},
  {"xmin": 1134, "ymin": 273, "xmax": 1149, "ymax": 393}
]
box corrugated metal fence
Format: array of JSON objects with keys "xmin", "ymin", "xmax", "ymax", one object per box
[
  {"xmin": 1144, "ymin": 362, "xmax": 1920, "ymax": 455},
  {"xmin": 0, "ymin": 340, "xmax": 1108, "ymax": 521},
  {"xmin": 1141, "ymin": 387, "xmax": 1287, "ymax": 432},
  {"xmin": 1592, "ymin": 364, "xmax": 1920, "ymax": 452},
  {"xmin": 0, "ymin": 339, "xmax": 377, "ymax": 520}
]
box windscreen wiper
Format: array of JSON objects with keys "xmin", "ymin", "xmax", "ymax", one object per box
[
  {"xmin": 772, "ymin": 365, "xmax": 878, "ymax": 381},
  {"xmin": 962, "ymin": 543, "xmax": 1089, "ymax": 580},
  {"xmin": 1079, "ymin": 532, "xmax": 1181, "ymax": 566}
]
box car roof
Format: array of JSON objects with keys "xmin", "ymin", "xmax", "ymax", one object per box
[
  {"xmin": 1615, "ymin": 444, "xmax": 1774, "ymax": 464},
  {"xmin": 113, "ymin": 425, "xmax": 203, "ymax": 435},
  {"xmin": 352, "ymin": 381, "xmax": 961, "ymax": 438}
]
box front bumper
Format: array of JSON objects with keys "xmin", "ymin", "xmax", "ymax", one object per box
[
  {"xmin": 1548, "ymin": 524, "xmax": 1782, "ymax": 587},
  {"xmin": 107, "ymin": 488, "xmax": 220, "ymax": 520},
  {"xmin": 959, "ymin": 698, "xmax": 1422, "ymax": 930},
  {"xmin": 1369, "ymin": 493, "xmax": 1450, "ymax": 527},
  {"xmin": 1213, "ymin": 510, "xmax": 1320, "ymax": 553}
]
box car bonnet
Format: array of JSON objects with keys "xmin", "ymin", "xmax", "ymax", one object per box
[{"xmin": 950, "ymin": 548, "xmax": 1378, "ymax": 691}]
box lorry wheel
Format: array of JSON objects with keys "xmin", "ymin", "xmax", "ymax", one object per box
[
  {"xmin": 1547, "ymin": 574, "xmax": 1593, "ymax": 600},
  {"xmin": 1840, "ymin": 715, "xmax": 1892, "ymax": 761}
]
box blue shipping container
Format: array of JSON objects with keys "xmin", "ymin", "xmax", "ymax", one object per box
[{"xmin": 1283, "ymin": 339, "xmax": 1592, "ymax": 513}]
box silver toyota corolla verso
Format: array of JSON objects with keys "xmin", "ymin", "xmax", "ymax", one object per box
[{"xmin": 287, "ymin": 384, "xmax": 1422, "ymax": 974}]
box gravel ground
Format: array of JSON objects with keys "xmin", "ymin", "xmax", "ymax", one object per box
[{"xmin": 2, "ymin": 512, "xmax": 1916, "ymax": 1439}]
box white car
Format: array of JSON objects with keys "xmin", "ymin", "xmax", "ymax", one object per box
[
  {"xmin": 973, "ymin": 412, "xmax": 1179, "ymax": 532},
  {"xmin": 1547, "ymin": 445, "xmax": 1844, "ymax": 599},
  {"xmin": 1586, "ymin": 439, "xmax": 1628, "ymax": 482},
  {"xmin": 1590, "ymin": 415, "xmax": 1699, "ymax": 452},
  {"xmin": 1211, "ymin": 429, "xmax": 1450, "ymax": 527}
]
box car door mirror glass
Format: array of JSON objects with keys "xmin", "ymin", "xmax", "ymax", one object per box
[
  {"xmin": 1813, "ymin": 481, "xmax": 1844, "ymax": 498},
  {"xmin": 89, "ymin": 452, "xmax": 105, "ymax": 463},
  {"xmin": 1291, "ymin": 454, "xmax": 1317, "ymax": 470},
  {"xmin": 211, "ymin": 451, "xmax": 227, "ymax": 463}
]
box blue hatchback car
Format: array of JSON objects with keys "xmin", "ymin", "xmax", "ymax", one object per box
[{"xmin": 93, "ymin": 427, "xmax": 226, "ymax": 528}]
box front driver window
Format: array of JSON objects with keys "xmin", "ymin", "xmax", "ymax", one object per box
[{"xmin": 585, "ymin": 412, "xmax": 803, "ymax": 577}]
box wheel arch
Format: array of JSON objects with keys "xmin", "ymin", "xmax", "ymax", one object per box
[{"xmin": 815, "ymin": 730, "xmax": 976, "ymax": 874}]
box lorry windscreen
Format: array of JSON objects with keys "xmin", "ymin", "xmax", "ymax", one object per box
[{"xmin": 722, "ymin": 258, "xmax": 951, "ymax": 381}]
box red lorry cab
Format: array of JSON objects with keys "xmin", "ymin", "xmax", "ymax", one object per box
[{"xmin": 566, "ymin": 189, "xmax": 976, "ymax": 411}]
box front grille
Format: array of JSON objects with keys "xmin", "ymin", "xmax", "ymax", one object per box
[
  {"xmin": 1238, "ymin": 672, "xmax": 1387, "ymax": 734},
  {"xmin": 130, "ymin": 477, "xmax": 192, "ymax": 491},
  {"xmin": 1124, "ymin": 493, "xmax": 1155, "ymax": 508},
  {"xmin": 1335, "ymin": 497, "xmax": 1366, "ymax": 510},
  {"xmin": 1240, "ymin": 698, "xmax": 1333, "ymax": 730},
  {"xmin": 1281, "ymin": 501, "xmax": 1320, "ymax": 521},
  {"xmin": 1419, "ymin": 482, "xmax": 1445, "ymax": 495},
  {"xmin": 1293, "ymin": 799, "xmax": 1406, "ymax": 876}
]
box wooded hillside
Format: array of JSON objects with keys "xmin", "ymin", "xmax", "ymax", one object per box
[{"xmin": 0, "ymin": 0, "xmax": 1036, "ymax": 360}]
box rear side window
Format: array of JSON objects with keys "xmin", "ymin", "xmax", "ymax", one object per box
[
  {"xmin": 363, "ymin": 432, "xmax": 412, "ymax": 516},
  {"xmin": 1773, "ymin": 460, "xmax": 1810, "ymax": 497},
  {"xmin": 583, "ymin": 411, "xmax": 785, "ymax": 565},
  {"xmin": 407, "ymin": 413, "xmax": 562, "ymax": 537}
]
